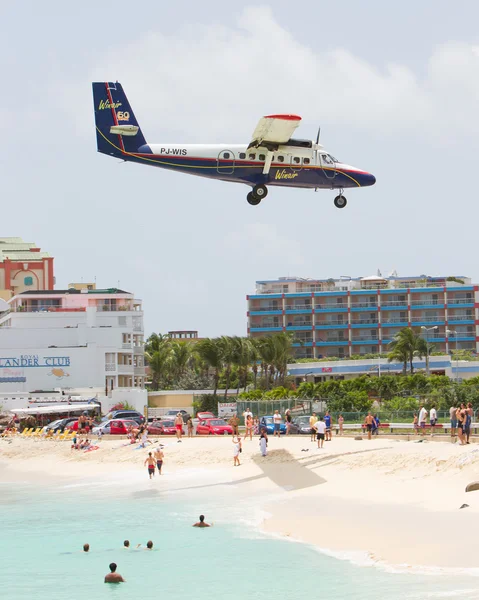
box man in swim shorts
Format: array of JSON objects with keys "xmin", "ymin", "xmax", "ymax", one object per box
[
  {"xmin": 105, "ymin": 563, "xmax": 125, "ymax": 583},
  {"xmin": 273, "ymin": 410, "xmax": 282, "ymax": 438},
  {"xmin": 193, "ymin": 515, "xmax": 212, "ymax": 527},
  {"xmin": 363, "ymin": 412, "xmax": 375, "ymax": 440},
  {"xmin": 324, "ymin": 411, "xmax": 332, "ymax": 441},
  {"xmin": 153, "ymin": 446, "xmax": 164, "ymax": 474},
  {"xmin": 144, "ymin": 452, "xmax": 156, "ymax": 479},
  {"xmin": 175, "ymin": 413, "xmax": 184, "ymax": 442}
]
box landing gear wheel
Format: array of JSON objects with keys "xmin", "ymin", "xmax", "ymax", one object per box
[
  {"xmin": 247, "ymin": 192, "xmax": 261, "ymax": 206},
  {"xmin": 252, "ymin": 184, "xmax": 268, "ymax": 199},
  {"xmin": 334, "ymin": 194, "xmax": 347, "ymax": 209}
]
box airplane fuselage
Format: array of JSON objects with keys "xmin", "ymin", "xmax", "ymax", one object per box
[{"xmin": 118, "ymin": 142, "xmax": 376, "ymax": 190}]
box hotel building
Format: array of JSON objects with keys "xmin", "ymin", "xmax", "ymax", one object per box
[
  {"xmin": 0, "ymin": 286, "xmax": 145, "ymax": 393},
  {"xmin": 247, "ymin": 274, "xmax": 478, "ymax": 359},
  {"xmin": 0, "ymin": 237, "xmax": 54, "ymax": 301}
]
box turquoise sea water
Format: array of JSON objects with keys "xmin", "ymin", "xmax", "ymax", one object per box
[{"xmin": 2, "ymin": 469, "xmax": 479, "ymax": 600}]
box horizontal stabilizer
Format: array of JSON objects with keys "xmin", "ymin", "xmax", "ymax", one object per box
[{"xmin": 110, "ymin": 125, "xmax": 139, "ymax": 136}]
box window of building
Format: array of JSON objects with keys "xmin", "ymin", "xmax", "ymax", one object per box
[
  {"xmin": 239, "ymin": 152, "xmax": 246, "ymax": 159},
  {"xmin": 24, "ymin": 276, "xmax": 33, "ymax": 286}
]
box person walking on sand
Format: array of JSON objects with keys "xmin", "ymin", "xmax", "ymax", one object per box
[
  {"xmin": 429, "ymin": 405, "xmax": 437, "ymax": 435},
  {"xmin": 259, "ymin": 427, "xmax": 268, "ymax": 456},
  {"xmin": 105, "ymin": 563, "xmax": 125, "ymax": 584},
  {"xmin": 314, "ymin": 417, "xmax": 326, "ymax": 449},
  {"xmin": 245, "ymin": 415, "xmax": 254, "ymax": 440},
  {"xmin": 364, "ymin": 412, "xmax": 375, "ymax": 440},
  {"xmin": 273, "ymin": 410, "xmax": 282, "ymax": 438},
  {"xmin": 449, "ymin": 404, "xmax": 457, "ymax": 439},
  {"xmin": 309, "ymin": 412, "xmax": 318, "ymax": 442},
  {"xmin": 338, "ymin": 414, "xmax": 344, "ymax": 436},
  {"xmin": 175, "ymin": 413, "xmax": 183, "ymax": 443},
  {"xmin": 228, "ymin": 413, "xmax": 239, "ymax": 436},
  {"xmin": 285, "ymin": 409, "xmax": 292, "ymax": 435},
  {"xmin": 233, "ymin": 435, "xmax": 242, "ymax": 466},
  {"xmin": 187, "ymin": 417, "xmax": 194, "ymax": 438},
  {"xmin": 154, "ymin": 446, "xmax": 164, "ymax": 474},
  {"xmin": 144, "ymin": 452, "xmax": 156, "ymax": 479},
  {"xmin": 418, "ymin": 405, "xmax": 428, "ymax": 436},
  {"xmin": 324, "ymin": 411, "xmax": 332, "ymax": 441}
]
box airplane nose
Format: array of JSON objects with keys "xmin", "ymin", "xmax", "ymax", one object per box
[{"xmin": 364, "ymin": 172, "xmax": 376, "ymax": 186}]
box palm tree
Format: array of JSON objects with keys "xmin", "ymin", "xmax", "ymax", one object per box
[
  {"xmin": 232, "ymin": 337, "xmax": 252, "ymax": 394},
  {"xmin": 170, "ymin": 341, "xmax": 196, "ymax": 379},
  {"xmin": 144, "ymin": 333, "xmax": 172, "ymax": 390},
  {"xmin": 249, "ymin": 338, "xmax": 261, "ymax": 389},
  {"xmin": 257, "ymin": 336, "xmax": 276, "ymax": 389},
  {"xmin": 196, "ymin": 338, "xmax": 223, "ymax": 396},
  {"xmin": 271, "ymin": 332, "xmax": 294, "ymax": 385},
  {"xmin": 388, "ymin": 327, "xmax": 426, "ymax": 374}
]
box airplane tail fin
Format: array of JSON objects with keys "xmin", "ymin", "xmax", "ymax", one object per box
[{"xmin": 92, "ymin": 82, "xmax": 148, "ymax": 157}]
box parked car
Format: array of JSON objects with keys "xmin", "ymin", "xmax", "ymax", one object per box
[
  {"xmin": 147, "ymin": 420, "xmax": 179, "ymax": 435},
  {"xmin": 102, "ymin": 410, "xmax": 145, "ymax": 425},
  {"xmin": 289, "ymin": 416, "xmax": 314, "ymax": 435},
  {"xmin": 92, "ymin": 419, "xmax": 138, "ymax": 435},
  {"xmin": 259, "ymin": 416, "xmax": 286, "ymax": 435},
  {"xmin": 196, "ymin": 411, "xmax": 216, "ymax": 420},
  {"xmin": 163, "ymin": 409, "xmax": 190, "ymax": 423},
  {"xmin": 196, "ymin": 418, "xmax": 233, "ymax": 436},
  {"xmin": 68, "ymin": 419, "xmax": 100, "ymax": 432},
  {"xmin": 44, "ymin": 417, "xmax": 78, "ymax": 433}
]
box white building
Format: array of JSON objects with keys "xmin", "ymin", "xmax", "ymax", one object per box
[{"xmin": 0, "ymin": 287, "xmax": 146, "ymax": 394}]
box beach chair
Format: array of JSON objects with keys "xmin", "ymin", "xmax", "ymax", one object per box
[
  {"xmin": 32, "ymin": 428, "xmax": 43, "ymax": 438},
  {"xmin": 52, "ymin": 430, "xmax": 62, "ymax": 441},
  {"xmin": 22, "ymin": 428, "xmax": 33, "ymax": 437},
  {"xmin": 65, "ymin": 431, "xmax": 76, "ymax": 441},
  {"xmin": 59, "ymin": 430, "xmax": 70, "ymax": 441}
]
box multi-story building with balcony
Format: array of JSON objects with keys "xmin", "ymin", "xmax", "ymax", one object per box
[
  {"xmin": 247, "ymin": 274, "xmax": 478, "ymax": 359},
  {"xmin": 0, "ymin": 286, "xmax": 145, "ymax": 392}
]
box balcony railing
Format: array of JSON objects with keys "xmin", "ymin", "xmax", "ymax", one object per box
[
  {"xmin": 97, "ymin": 305, "xmax": 133, "ymax": 312},
  {"xmin": 351, "ymin": 302, "xmax": 377, "ymax": 308},
  {"xmin": 381, "ymin": 300, "xmax": 407, "ymax": 306},
  {"xmin": 316, "ymin": 319, "xmax": 347, "ymax": 326},
  {"xmin": 381, "ymin": 317, "xmax": 408, "ymax": 324},
  {"xmin": 410, "ymin": 316, "xmax": 443, "ymax": 322},
  {"xmin": 14, "ymin": 305, "xmax": 86, "ymax": 313},
  {"xmin": 285, "ymin": 304, "xmax": 312, "ymax": 311},
  {"xmin": 250, "ymin": 306, "xmax": 282, "ymax": 312},
  {"xmin": 352, "ymin": 336, "xmax": 378, "ymax": 341},
  {"xmin": 286, "ymin": 321, "xmax": 312, "ymax": 327},
  {"xmin": 351, "ymin": 319, "xmax": 378, "ymax": 325},
  {"xmin": 448, "ymin": 315, "xmax": 474, "ymax": 321},
  {"xmin": 118, "ymin": 364, "xmax": 134, "ymax": 373},
  {"xmin": 447, "ymin": 298, "xmax": 474, "ymax": 304},
  {"xmin": 410, "ymin": 300, "xmax": 441, "ymax": 306}
]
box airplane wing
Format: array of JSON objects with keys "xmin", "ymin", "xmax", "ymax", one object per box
[{"xmin": 248, "ymin": 114, "xmax": 301, "ymax": 148}]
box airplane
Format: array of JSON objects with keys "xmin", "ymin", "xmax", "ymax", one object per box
[{"xmin": 92, "ymin": 82, "xmax": 376, "ymax": 207}]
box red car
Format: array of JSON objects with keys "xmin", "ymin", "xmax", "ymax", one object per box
[
  {"xmin": 196, "ymin": 412, "xmax": 216, "ymax": 420},
  {"xmin": 147, "ymin": 420, "xmax": 178, "ymax": 435},
  {"xmin": 196, "ymin": 418, "xmax": 233, "ymax": 436},
  {"xmin": 93, "ymin": 419, "xmax": 138, "ymax": 435}
]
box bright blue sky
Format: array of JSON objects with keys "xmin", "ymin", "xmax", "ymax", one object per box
[{"xmin": 1, "ymin": 1, "xmax": 478, "ymax": 336}]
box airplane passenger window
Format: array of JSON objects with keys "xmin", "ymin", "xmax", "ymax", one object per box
[
  {"xmin": 293, "ymin": 157, "xmax": 300, "ymax": 164},
  {"xmin": 239, "ymin": 153, "xmax": 246, "ymax": 159},
  {"xmin": 277, "ymin": 156, "xmax": 284, "ymax": 162},
  {"xmin": 224, "ymin": 152, "xmax": 230, "ymax": 159},
  {"xmin": 249, "ymin": 153, "xmax": 256, "ymax": 160},
  {"xmin": 259, "ymin": 154, "xmax": 266, "ymax": 161},
  {"xmin": 304, "ymin": 158, "xmax": 310, "ymax": 165}
]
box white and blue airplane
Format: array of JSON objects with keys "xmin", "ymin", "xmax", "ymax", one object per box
[{"xmin": 92, "ymin": 82, "xmax": 376, "ymax": 207}]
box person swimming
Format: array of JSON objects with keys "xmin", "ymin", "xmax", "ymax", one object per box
[
  {"xmin": 123, "ymin": 540, "xmax": 130, "ymax": 548},
  {"xmin": 193, "ymin": 515, "xmax": 212, "ymax": 528},
  {"xmin": 104, "ymin": 562, "xmax": 125, "ymax": 584},
  {"xmin": 83, "ymin": 543, "xmax": 90, "ymax": 552}
]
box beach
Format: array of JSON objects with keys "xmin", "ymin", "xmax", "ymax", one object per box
[{"xmin": 2, "ymin": 433, "xmax": 479, "ymax": 571}]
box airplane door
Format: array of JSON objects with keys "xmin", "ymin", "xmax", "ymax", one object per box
[
  {"xmin": 217, "ymin": 150, "xmax": 235, "ymax": 174},
  {"xmin": 320, "ymin": 153, "xmax": 337, "ymax": 179}
]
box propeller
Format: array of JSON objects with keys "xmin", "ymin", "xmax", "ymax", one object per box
[
  {"xmin": 315, "ymin": 126, "xmax": 321, "ymax": 145},
  {"xmin": 314, "ymin": 126, "xmax": 321, "ymax": 192}
]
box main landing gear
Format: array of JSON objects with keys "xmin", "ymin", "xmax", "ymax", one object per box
[
  {"xmin": 247, "ymin": 184, "xmax": 268, "ymax": 206},
  {"xmin": 333, "ymin": 192, "xmax": 347, "ymax": 209}
]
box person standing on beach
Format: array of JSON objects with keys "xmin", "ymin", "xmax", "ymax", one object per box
[
  {"xmin": 105, "ymin": 563, "xmax": 125, "ymax": 584},
  {"xmin": 259, "ymin": 427, "xmax": 268, "ymax": 456},
  {"xmin": 285, "ymin": 409, "xmax": 292, "ymax": 435},
  {"xmin": 363, "ymin": 412, "xmax": 375, "ymax": 440},
  {"xmin": 273, "ymin": 410, "xmax": 282, "ymax": 438},
  {"xmin": 314, "ymin": 417, "xmax": 326, "ymax": 448},
  {"xmin": 233, "ymin": 436, "xmax": 242, "ymax": 466},
  {"xmin": 465, "ymin": 403, "xmax": 473, "ymax": 444},
  {"xmin": 245, "ymin": 415, "xmax": 254, "ymax": 440},
  {"xmin": 229, "ymin": 414, "xmax": 239, "ymax": 436},
  {"xmin": 429, "ymin": 405, "xmax": 437, "ymax": 435},
  {"xmin": 154, "ymin": 446, "xmax": 164, "ymax": 474},
  {"xmin": 175, "ymin": 413, "xmax": 183, "ymax": 443},
  {"xmin": 413, "ymin": 413, "xmax": 418, "ymax": 434},
  {"xmin": 144, "ymin": 452, "xmax": 156, "ymax": 479},
  {"xmin": 309, "ymin": 413, "xmax": 317, "ymax": 442},
  {"xmin": 324, "ymin": 411, "xmax": 332, "ymax": 441},
  {"xmin": 187, "ymin": 417, "xmax": 194, "ymax": 438},
  {"xmin": 243, "ymin": 407, "xmax": 253, "ymax": 428},
  {"xmin": 418, "ymin": 405, "xmax": 428, "ymax": 436},
  {"xmin": 449, "ymin": 404, "xmax": 457, "ymax": 439},
  {"xmin": 338, "ymin": 414, "xmax": 344, "ymax": 436},
  {"xmin": 456, "ymin": 405, "xmax": 466, "ymax": 445}
]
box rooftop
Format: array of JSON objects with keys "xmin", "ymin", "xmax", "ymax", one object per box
[
  {"xmin": 18, "ymin": 288, "xmax": 130, "ymax": 295},
  {"xmin": 0, "ymin": 237, "xmax": 50, "ymax": 262}
]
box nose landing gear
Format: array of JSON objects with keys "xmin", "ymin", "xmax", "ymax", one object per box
[
  {"xmin": 333, "ymin": 192, "xmax": 347, "ymax": 209},
  {"xmin": 247, "ymin": 184, "xmax": 268, "ymax": 206}
]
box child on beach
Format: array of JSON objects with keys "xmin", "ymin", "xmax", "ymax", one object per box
[
  {"xmin": 338, "ymin": 414, "xmax": 344, "ymax": 436},
  {"xmin": 259, "ymin": 428, "xmax": 268, "ymax": 456},
  {"xmin": 233, "ymin": 436, "xmax": 242, "ymax": 466}
]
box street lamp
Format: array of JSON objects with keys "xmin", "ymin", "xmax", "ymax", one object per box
[
  {"xmin": 446, "ymin": 329, "xmax": 459, "ymax": 383},
  {"xmin": 421, "ymin": 325, "xmax": 438, "ymax": 376}
]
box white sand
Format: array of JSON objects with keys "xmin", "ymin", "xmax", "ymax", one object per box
[{"xmin": 2, "ymin": 433, "xmax": 479, "ymax": 569}]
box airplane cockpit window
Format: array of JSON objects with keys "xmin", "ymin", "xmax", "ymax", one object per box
[
  {"xmin": 249, "ymin": 153, "xmax": 256, "ymax": 160},
  {"xmin": 321, "ymin": 154, "xmax": 334, "ymax": 165},
  {"xmin": 293, "ymin": 157, "xmax": 301, "ymax": 164},
  {"xmin": 328, "ymin": 154, "xmax": 338, "ymax": 162},
  {"xmin": 239, "ymin": 152, "xmax": 246, "ymax": 159},
  {"xmin": 277, "ymin": 156, "xmax": 284, "ymax": 162},
  {"xmin": 259, "ymin": 154, "xmax": 266, "ymax": 161}
]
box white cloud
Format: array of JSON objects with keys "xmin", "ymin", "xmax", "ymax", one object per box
[{"xmin": 58, "ymin": 5, "xmax": 479, "ymax": 142}]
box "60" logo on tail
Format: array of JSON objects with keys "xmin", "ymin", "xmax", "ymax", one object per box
[{"xmin": 117, "ymin": 111, "xmax": 130, "ymax": 122}]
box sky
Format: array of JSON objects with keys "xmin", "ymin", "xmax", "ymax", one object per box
[{"xmin": 1, "ymin": 1, "xmax": 478, "ymax": 337}]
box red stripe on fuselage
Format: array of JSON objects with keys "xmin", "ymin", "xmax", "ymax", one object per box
[
  {"xmin": 263, "ymin": 114, "xmax": 301, "ymax": 121},
  {"xmin": 105, "ymin": 82, "xmax": 124, "ymax": 153}
]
